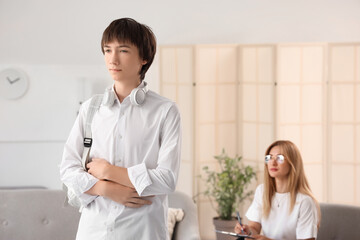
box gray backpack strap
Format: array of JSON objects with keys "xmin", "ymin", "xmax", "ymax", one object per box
[
  {"xmin": 81, "ymin": 94, "xmax": 103, "ymax": 170},
  {"xmin": 63, "ymin": 94, "xmax": 103, "ymax": 209}
]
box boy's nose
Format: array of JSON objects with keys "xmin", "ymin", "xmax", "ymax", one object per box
[{"xmin": 110, "ymin": 53, "xmax": 119, "ymax": 65}]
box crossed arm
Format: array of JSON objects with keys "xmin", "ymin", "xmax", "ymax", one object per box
[{"xmin": 85, "ymin": 158, "xmax": 152, "ymax": 208}]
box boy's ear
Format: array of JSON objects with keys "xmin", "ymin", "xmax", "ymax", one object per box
[{"xmin": 142, "ymin": 60, "xmax": 148, "ymax": 65}]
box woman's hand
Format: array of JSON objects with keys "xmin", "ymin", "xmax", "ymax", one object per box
[
  {"xmin": 234, "ymin": 222, "xmax": 251, "ymax": 235},
  {"xmin": 87, "ymin": 158, "xmax": 111, "ymax": 180},
  {"xmin": 235, "ymin": 221, "xmax": 266, "ymax": 239},
  {"xmin": 234, "ymin": 223, "xmax": 271, "ymax": 240}
]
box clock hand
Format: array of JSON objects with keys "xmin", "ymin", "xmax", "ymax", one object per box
[{"xmin": 7, "ymin": 77, "xmax": 21, "ymax": 84}]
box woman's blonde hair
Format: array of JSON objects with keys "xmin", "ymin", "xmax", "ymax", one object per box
[{"xmin": 262, "ymin": 140, "xmax": 320, "ymax": 226}]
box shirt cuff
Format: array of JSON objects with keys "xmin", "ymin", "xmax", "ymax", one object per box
[
  {"xmin": 75, "ymin": 174, "xmax": 99, "ymax": 207},
  {"xmin": 77, "ymin": 192, "xmax": 98, "ymax": 207},
  {"xmin": 127, "ymin": 163, "xmax": 152, "ymax": 196},
  {"xmin": 73, "ymin": 173, "xmax": 99, "ymax": 195}
]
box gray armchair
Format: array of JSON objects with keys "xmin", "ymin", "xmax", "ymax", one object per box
[
  {"xmin": 317, "ymin": 203, "xmax": 360, "ymax": 240},
  {"xmin": 0, "ymin": 189, "xmax": 80, "ymax": 240},
  {"xmin": 168, "ymin": 191, "xmax": 200, "ymax": 240},
  {"xmin": 0, "ymin": 189, "xmax": 200, "ymax": 240}
]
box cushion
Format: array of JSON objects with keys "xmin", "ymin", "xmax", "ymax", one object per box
[{"xmin": 168, "ymin": 207, "xmax": 184, "ymax": 239}]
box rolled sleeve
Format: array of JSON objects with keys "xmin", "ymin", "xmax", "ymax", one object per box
[
  {"xmin": 128, "ymin": 162, "xmax": 153, "ymax": 196},
  {"xmin": 61, "ymin": 166, "xmax": 100, "ymax": 207},
  {"xmin": 72, "ymin": 172, "xmax": 99, "ymax": 195},
  {"xmin": 128, "ymin": 103, "xmax": 181, "ymax": 197},
  {"xmin": 77, "ymin": 193, "xmax": 98, "ymax": 207},
  {"xmin": 75, "ymin": 176, "xmax": 99, "ymax": 207}
]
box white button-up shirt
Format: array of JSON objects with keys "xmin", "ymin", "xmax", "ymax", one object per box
[{"xmin": 60, "ymin": 83, "xmax": 181, "ymax": 240}]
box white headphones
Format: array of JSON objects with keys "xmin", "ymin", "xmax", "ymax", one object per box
[{"xmin": 102, "ymin": 81, "xmax": 148, "ymax": 107}]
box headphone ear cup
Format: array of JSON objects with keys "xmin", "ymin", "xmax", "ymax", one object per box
[
  {"xmin": 130, "ymin": 88, "xmax": 146, "ymax": 106},
  {"xmin": 130, "ymin": 88, "xmax": 138, "ymax": 106}
]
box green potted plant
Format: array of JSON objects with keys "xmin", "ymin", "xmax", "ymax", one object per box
[{"xmin": 198, "ymin": 149, "xmax": 256, "ymax": 240}]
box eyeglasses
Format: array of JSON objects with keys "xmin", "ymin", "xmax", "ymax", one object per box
[{"xmin": 265, "ymin": 154, "xmax": 285, "ymax": 164}]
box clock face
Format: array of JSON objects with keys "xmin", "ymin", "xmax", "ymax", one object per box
[{"xmin": 0, "ymin": 68, "xmax": 29, "ymax": 100}]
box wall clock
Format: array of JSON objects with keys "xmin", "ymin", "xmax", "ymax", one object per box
[{"xmin": 0, "ymin": 68, "xmax": 29, "ymax": 100}]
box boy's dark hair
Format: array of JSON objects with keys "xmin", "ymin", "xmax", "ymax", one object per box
[{"xmin": 101, "ymin": 18, "xmax": 157, "ymax": 80}]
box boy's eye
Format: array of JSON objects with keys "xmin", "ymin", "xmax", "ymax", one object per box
[
  {"xmin": 104, "ymin": 49, "xmax": 111, "ymax": 53},
  {"xmin": 120, "ymin": 49, "xmax": 128, "ymax": 53}
]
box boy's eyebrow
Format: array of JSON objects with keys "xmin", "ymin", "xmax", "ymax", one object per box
[
  {"xmin": 118, "ymin": 44, "xmax": 131, "ymax": 48},
  {"xmin": 103, "ymin": 44, "xmax": 131, "ymax": 48}
]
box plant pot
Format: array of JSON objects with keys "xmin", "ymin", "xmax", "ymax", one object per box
[{"xmin": 213, "ymin": 217, "xmax": 238, "ymax": 240}]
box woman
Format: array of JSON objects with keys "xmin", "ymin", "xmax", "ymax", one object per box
[{"xmin": 235, "ymin": 140, "xmax": 320, "ymax": 240}]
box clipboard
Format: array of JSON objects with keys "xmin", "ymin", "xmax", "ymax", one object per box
[{"xmin": 215, "ymin": 230, "xmax": 255, "ymax": 239}]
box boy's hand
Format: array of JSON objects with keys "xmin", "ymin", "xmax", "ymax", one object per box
[
  {"xmin": 87, "ymin": 158, "xmax": 111, "ymax": 180},
  {"xmin": 103, "ymin": 181, "xmax": 153, "ymax": 208}
]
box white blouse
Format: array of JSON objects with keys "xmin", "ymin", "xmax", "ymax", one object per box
[{"xmin": 246, "ymin": 184, "xmax": 318, "ymax": 240}]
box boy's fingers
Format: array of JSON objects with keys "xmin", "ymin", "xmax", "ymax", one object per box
[
  {"xmin": 124, "ymin": 202, "xmax": 143, "ymax": 208},
  {"xmin": 131, "ymin": 198, "xmax": 152, "ymax": 205},
  {"xmin": 125, "ymin": 198, "xmax": 152, "ymax": 208}
]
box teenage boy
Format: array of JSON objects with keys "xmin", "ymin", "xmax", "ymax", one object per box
[{"xmin": 60, "ymin": 18, "xmax": 181, "ymax": 240}]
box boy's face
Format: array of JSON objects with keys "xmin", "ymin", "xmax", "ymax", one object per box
[{"xmin": 103, "ymin": 40, "xmax": 147, "ymax": 83}]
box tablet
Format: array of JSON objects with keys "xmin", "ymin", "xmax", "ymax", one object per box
[{"xmin": 215, "ymin": 230, "xmax": 255, "ymax": 239}]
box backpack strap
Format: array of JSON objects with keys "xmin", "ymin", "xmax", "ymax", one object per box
[
  {"xmin": 63, "ymin": 94, "xmax": 104, "ymax": 208},
  {"xmin": 81, "ymin": 94, "xmax": 103, "ymax": 171}
]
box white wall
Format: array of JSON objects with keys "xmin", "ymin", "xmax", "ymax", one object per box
[
  {"xmin": 0, "ymin": 0, "xmax": 359, "ymax": 189},
  {"xmin": 2, "ymin": 0, "xmax": 360, "ymax": 65}
]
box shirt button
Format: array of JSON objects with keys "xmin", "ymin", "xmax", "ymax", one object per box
[
  {"xmin": 113, "ymin": 205, "xmax": 118, "ymax": 209},
  {"xmin": 119, "ymin": 135, "xmax": 122, "ymax": 139}
]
